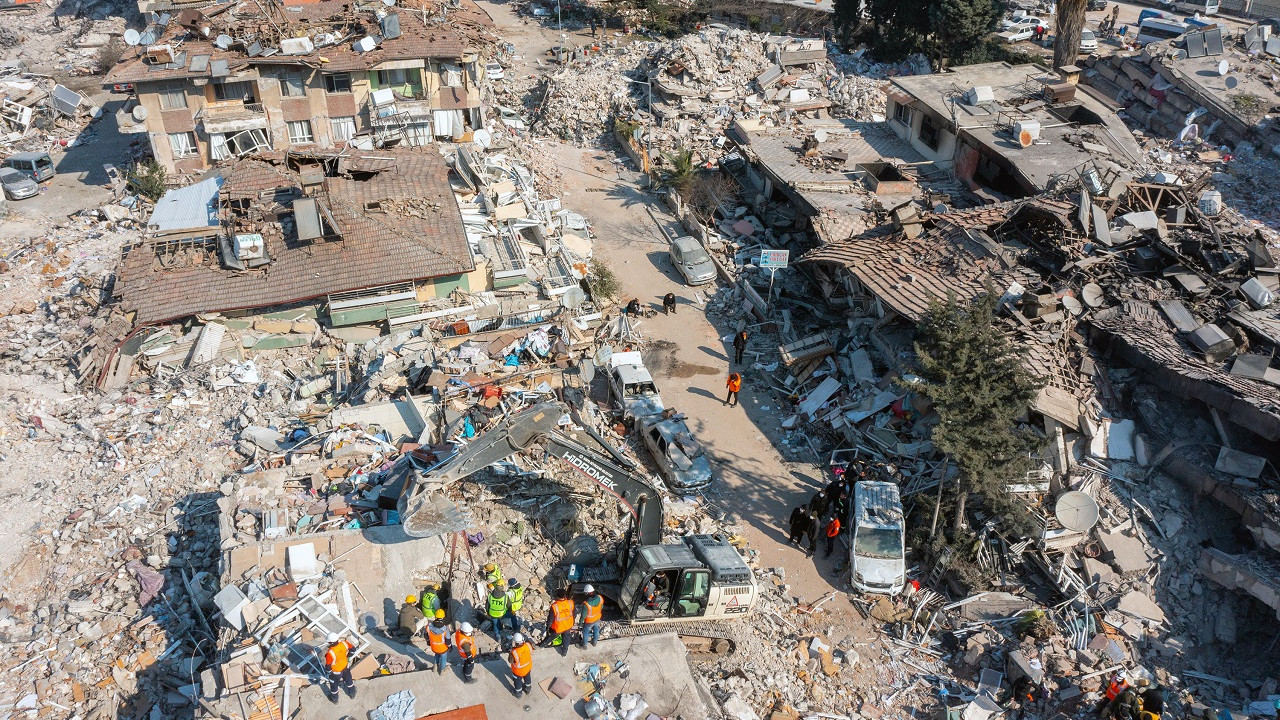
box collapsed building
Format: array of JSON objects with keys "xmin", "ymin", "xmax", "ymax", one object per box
[{"xmin": 104, "ymin": 0, "xmax": 497, "ymax": 174}]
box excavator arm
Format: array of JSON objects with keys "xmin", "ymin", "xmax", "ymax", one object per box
[{"xmin": 398, "ymin": 401, "xmax": 663, "ymax": 545}]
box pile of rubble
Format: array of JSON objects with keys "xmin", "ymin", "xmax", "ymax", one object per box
[{"xmin": 530, "ymin": 28, "xmax": 897, "ymax": 160}]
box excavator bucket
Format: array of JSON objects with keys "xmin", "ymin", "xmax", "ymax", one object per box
[{"xmin": 402, "ymin": 489, "xmax": 470, "ymax": 537}]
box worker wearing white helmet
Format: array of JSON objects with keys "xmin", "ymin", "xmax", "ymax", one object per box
[
  {"xmin": 507, "ymin": 632, "xmax": 534, "ymax": 697},
  {"xmin": 323, "ymin": 632, "xmax": 358, "ymax": 703},
  {"xmin": 454, "ymin": 622, "xmax": 478, "ymax": 683},
  {"xmin": 578, "ymin": 584, "xmax": 604, "ymax": 649}
]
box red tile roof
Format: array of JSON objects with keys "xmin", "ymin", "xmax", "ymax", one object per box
[{"xmin": 118, "ymin": 149, "xmax": 473, "ymax": 325}]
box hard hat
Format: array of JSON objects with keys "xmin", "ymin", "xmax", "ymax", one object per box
[
  {"xmin": 406, "ymin": 595, "xmax": 417, "ymax": 604},
  {"xmin": 434, "ymin": 609, "xmax": 446, "ymax": 619},
  {"xmin": 327, "ymin": 632, "xmax": 340, "ymax": 644},
  {"xmin": 583, "ymin": 584, "xmax": 595, "ymax": 594},
  {"xmin": 512, "ymin": 632, "xmax": 525, "ymax": 644},
  {"xmin": 424, "ymin": 582, "xmax": 438, "ymax": 591},
  {"xmin": 509, "ymin": 579, "xmax": 521, "ymax": 587},
  {"xmin": 487, "ymin": 583, "xmax": 495, "ymax": 591},
  {"xmin": 460, "ymin": 622, "xmax": 474, "ymax": 634},
  {"xmin": 483, "ymin": 562, "xmax": 497, "ymax": 572}
]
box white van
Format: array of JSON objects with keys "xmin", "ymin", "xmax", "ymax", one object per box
[
  {"xmin": 850, "ymin": 481, "xmax": 906, "ymax": 595},
  {"xmin": 1135, "ymin": 17, "xmax": 1190, "ymax": 45},
  {"xmin": 1175, "ymin": 0, "xmax": 1219, "ymax": 15}
]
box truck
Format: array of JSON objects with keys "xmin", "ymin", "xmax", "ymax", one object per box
[{"xmin": 397, "ymin": 400, "xmax": 758, "ymax": 624}]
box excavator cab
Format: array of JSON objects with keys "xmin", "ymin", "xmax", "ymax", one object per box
[{"xmin": 617, "ymin": 535, "xmax": 755, "ymax": 623}]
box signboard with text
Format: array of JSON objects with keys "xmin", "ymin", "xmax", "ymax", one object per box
[{"xmin": 759, "ymin": 249, "xmax": 789, "ymax": 269}]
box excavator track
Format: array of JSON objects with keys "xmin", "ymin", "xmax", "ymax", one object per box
[{"xmin": 609, "ymin": 621, "xmax": 738, "ymax": 658}]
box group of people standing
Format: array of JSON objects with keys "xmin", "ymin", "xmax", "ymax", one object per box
[{"xmin": 787, "ymin": 465, "xmax": 858, "ymax": 558}]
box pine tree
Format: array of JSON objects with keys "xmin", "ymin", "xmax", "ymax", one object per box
[
  {"xmin": 930, "ymin": 0, "xmax": 1006, "ymax": 67},
  {"xmin": 914, "ymin": 292, "xmax": 1045, "ymax": 535},
  {"xmin": 1053, "ymin": 0, "xmax": 1088, "ymax": 69}
]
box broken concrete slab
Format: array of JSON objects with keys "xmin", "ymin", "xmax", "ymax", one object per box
[
  {"xmin": 1116, "ymin": 590, "xmax": 1166, "ymax": 624},
  {"xmin": 1215, "ymin": 447, "xmax": 1267, "ymax": 479},
  {"xmin": 1098, "ymin": 527, "xmax": 1151, "ymax": 574}
]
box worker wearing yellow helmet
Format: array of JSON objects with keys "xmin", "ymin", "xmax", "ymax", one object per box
[{"xmin": 398, "ymin": 593, "xmax": 426, "ymax": 638}]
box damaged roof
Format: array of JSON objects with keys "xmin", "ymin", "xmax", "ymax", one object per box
[
  {"xmin": 116, "ymin": 148, "xmax": 474, "ymax": 326},
  {"xmin": 105, "ymin": 0, "xmax": 494, "ymax": 86}
]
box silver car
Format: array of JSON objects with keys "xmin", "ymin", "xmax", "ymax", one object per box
[
  {"xmin": 669, "ymin": 236, "xmax": 716, "ymax": 286},
  {"xmin": 0, "ymin": 167, "xmax": 38, "ymax": 200},
  {"xmin": 638, "ymin": 413, "xmax": 713, "ymax": 492}
]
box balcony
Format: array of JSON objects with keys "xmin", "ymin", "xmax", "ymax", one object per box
[
  {"xmin": 198, "ymin": 101, "xmax": 268, "ymax": 135},
  {"xmin": 114, "ymin": 98, "xmax": 149, "ymax": 134}
]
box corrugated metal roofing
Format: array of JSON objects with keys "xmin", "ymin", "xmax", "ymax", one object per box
[{"xmin": 147, "ymin": 176, "xmax": 224, "ymax": 234}]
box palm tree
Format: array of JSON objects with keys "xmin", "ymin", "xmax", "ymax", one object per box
[
  {"xmin": 657, "ymin": 149, "xmax": 696, "ymax": 194},
  {"xmin": 1053, "ymin": 0, "xmax": 1087, "ymax": 70}
]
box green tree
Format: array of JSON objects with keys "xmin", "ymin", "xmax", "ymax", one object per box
[
  {"xmin": 1053, "ymin": 0, "xmax": 1087, "ymax": 69},
  {"xmin": 914, "ymin": 292, "xmax": 1045, "ymax": 535},
  {"xmin": 855, "ymin": 0, "xmax": 932, "ymax": 60},
  {"xmin": 657, "ymin": 149, "xmax": 696, "ymax": 194},
  {"xmin": 127, "ymin": 160, "xmax": 168, "ymax": 201},
  {"xmin": 930, "ymin": 0, "xmax": 1005, "ymax": 67}
]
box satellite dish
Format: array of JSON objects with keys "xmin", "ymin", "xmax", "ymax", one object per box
[
  {"xmin": 1082, "ymin": 282, "xmax": 1105, "ymax": 308},
  {"xmin": 1062, "ymin": 295, "xmax": 1082, "ymax": 315},
  {"xmin": 214, "ymin": 34, "xmax": 233, "ymax": 49},
  {"xmin": 561, "ymin": 286, "xmax": 586, "ymax": 310},
  {"xmin": 1173, "ymin": 49, "xmax": 1187, "ymax": 60},
  {"xmin": 383, "ymin": 0, "xmax": 396, "ymax": 5},
  {"xmin": 1218, "ymin": 59, "xmax": 1229, "ymax": 75},
  {"xmin": 131, "ymin": 104, "xmax": 148, "ymax": 122},
  {"xmin": 813, "ymin": 129, "xmax": 828, "ymax": 143},
  {"xmin": 1179, "ymin": 123, "xmax": 1199, "ymax": 142},
  {"xmin": 1055, "ymin": 491, "xmax": 1100, "ymax": 532},
  {"xmin": 933, "ymin": 203, "xmax": 949, "ymax": 214},
  {"xmin": 472, "ymin": 128, "xmax": 492, "ymax": 148},
  {"xmin": 1225, "ymin": 76, "xmax": 1238, "ymax": 89},
  {"xmin": 1019, "ymin": 129, "xmax": 1034, "ymax": 147},
  {"xmin": 578, "ymin": 357, "xmax": 596, "ymax": 384},
  {"xmin": 123, "ymin": 28, "xmax": 140, "ymax": 46},
  {"xmin": 593, "ymin": 344, "xmax": 614, "ymax": 367}
]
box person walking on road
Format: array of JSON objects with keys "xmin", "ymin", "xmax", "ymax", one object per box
[
  {"xmin": 323, "ymin": 633, "xmax": 358, "ymax": 702},
  {"xmin": 541, "ymin": 587, "xmax": 575, "ymax": 654},
  {"xmin": 579, "ymin": 584, "xmax": 604, "ymax": 648},
  {"xmin": 454, "ymin": 622, "xmax": 478, "ymax": 683},
  {"xmin": 823, "ymin": 515, "xmax": 842, "ymax": 558},
  {"xmin": 804, "ymin": 510, "xmax": 820, "ymax": 556},
  {"xmin": 508, "ymin": 633, "xmax": 534, "ymax": 697},
  {"xmin": 788, "ymin": 505, "xmax": 809, "ymax": 544},
  {"xmin": 663, "ymin": 292, "xmax": 677, "ymax": 315},
  {"xmin": 725, "ymin": 372, "xmax": 741, "ymax": 407},
  {"xmin": 424, "ymin": 610, "xmax": 450, "ymax": 674},
  {"xmin": 733, "ymin": 330, "xmax": 748, "ymax": 364}
]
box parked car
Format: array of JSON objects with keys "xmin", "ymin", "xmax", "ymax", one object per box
[
  {"xmin": 0, "ymin": 167, "xmax": 38, "ymax": 200},
  {"xmin": 3, "ymin": 151, "xmax": 54, "ymax": 182},
  {"xmin": 1000, "ymin": 25, "xmax": 1037, "ymax": 42},
  {"xmin": 606, "ymin": 351, "xmax": 665, "ymax": 422},
  {"xmin": 1087, "ymin": 0, "xmax": 1108, "ymax": 10},
  {"xmin": 1079, "ymin": 28, "xmax": 1099, "ymax": 52},
  {"xmin": 850, "ymin": 481, "xmax": 907, "ymax": 596},
  {"xmin": 637, "ymin": 413, "xmax": 713, "ymax": 492},
  {"xmin": 1001, "ymin": 13, "xmax": 1044, "ymax": 30},
  {"xmin": 485, "ymin": 62, "xmax": 505, "ymax": 80},
  {"xmin": 669, "ymin": 235, "xmax": 716, "ymax": 286}
]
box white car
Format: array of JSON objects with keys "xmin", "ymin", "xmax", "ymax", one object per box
[
  {"xmin": 1079, "ymin": 28, "xmax": 1099, "ymax": 52},
  {"xmin": 1000, "ymin": 25, "xmax": 1037, "ymax": 43},
  {"xmin": 485, "ymin": 62, "xmax": 505, "ymax": 81},
  {"xmin": 1001, "ymin": 13, "xmax": 1044, "ymax": 30}
]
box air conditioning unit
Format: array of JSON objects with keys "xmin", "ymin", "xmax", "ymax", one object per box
[
  {"xmin": 234, "ymin": 233, "xmax": 266, "ymax": 261},
  {"xmin": 1014, "ymin": 119, "xmax": 1041, "ymax": 143},
  {"xmin": 963, "ymin": 85, "xmax": 995, "ymax": 106},
  {"xmin": 145, "ymin": 44, "xmax": 175, "ymax": 64}
]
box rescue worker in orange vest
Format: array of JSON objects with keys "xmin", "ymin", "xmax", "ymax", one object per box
[
  {"xmin": 1096, "ymin": 673, "xmax": 1130, "ymax": 715},
  {"xmin": 323, "ymin": 632, "xmax": 358, "ymax": 702},
  {"xmin": 823, "ymin": 515, "xmax": 841, "ymax": 558},
  {"xmin": 454, "ymin": 622, "xmax": 478, "ymax": 683},
  {"xmin": 725, "ymin": 372, "xmax": 742, "ymax": 407},
  {"xmin": 578, "ymin": 584, "xmax": 604, "ymax": 648},
  {"xmin": 541, "ymin": 587, "xmax": 575, "ymax": 655},
  {"xmin": 424, "ymin": 609, "xmax": 450, "ymax": 674},
  {"xmin": 508, "ymin": 632, "xmax": 534, "ymax": 697}
]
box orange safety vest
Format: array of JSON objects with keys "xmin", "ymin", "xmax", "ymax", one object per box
[
  {"xmin": 550, "ymin": 598, "xmax": 574, "ymax": 633},
  {"xmin": 1105, "ymin": 677, "xmax": 1129, "ymax": 700},
  {"xmin": 426, "ymin": 623, "xmax": 449, "ymax": 654},
  {"xmin": 826, "ymin": 518, "xmax": 841, "ymax": 537},
  {"xmin": 325, "ymin": 641, "xmax": 353, "ymax": 672},
  {"xmin": 583, "ymin": 595, "xmax": 603, "ymax": 624},
  {"xmin": 727, "ymin": 375, "xmax": 741, "ymax": 392},
  {"xmin": 454, "ymin": 631, "xmax": 476, "ymax": 659},
  {"xmin": 508, "ymin": 642, "xmax": 532, "ymax": 677}
]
